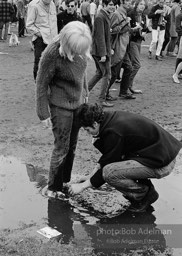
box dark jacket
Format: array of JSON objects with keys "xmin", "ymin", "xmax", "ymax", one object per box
[
  {"xmin": 57, "ymin": 10, "xmax": 82, "ymax": 32},
  {"xmin": 90, "ymin": 111, "xmax": 182, "ymax": 188},
  {"xmin": 91, "ymin": 8, "xmax": 111, "ymax": 57},
  {"xmin": 128, "ymin": 9, "xmax": 150, "ymax": 42},
  {"xmin": 148, "ymin": 4, "xmax": 166, "ymax": 30},
  {"xmin": 176, "ymin": 12, "xmax": 182, "ymax": 37}
]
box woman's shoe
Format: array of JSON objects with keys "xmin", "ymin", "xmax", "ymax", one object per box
[{"xmin": 172, "ymin": 74, "xmax": 180, "ymax": 84}]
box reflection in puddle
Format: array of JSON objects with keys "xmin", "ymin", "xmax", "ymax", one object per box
[{"xmin": 0, "ymin": 156, "xmax": 182, "ymax": 254}]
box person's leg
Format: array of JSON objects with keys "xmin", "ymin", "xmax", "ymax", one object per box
[
  {"xmin": 128, "ymin": 41, "xmax": 142, "ymax": 93},
  {"xmin": 149, "ymin": 29, "xmax": 158, "ymax": 56},
  {"xmin": 3, "ymin": 22, "xmax": 9, "ymax": 40},
  {"xmin": 48, "ymin": 106, "xmax": 78, "ymax": 192},
  {"xmin": 88, "ymin": 55, "xmax": 103, "ymax": 92},
  {"xmin": 106, "ymin": 61, "xmax": 122, "ymax": 99},
  {"xmin": 33, "ymin": 37, "xmax": 47, "ymax": 80},
  {"xmin": 118, "ymin": 52, "xmax": 135, "ymax": 99},
  {"xmin": 99, "ymin": 57, "xmax": 112, "ymax": 103},
  {"xmin": 167, "ymin": 36, "xmax": 178, "ymax": 55},
  {"xmin": 161, "ymin": 31, "xmax": 170, "ymax": 55},
  {"xmin": 62, "ymin": 109, "xmax": 80, "ymax": 183},
  {"xmin": 172, "ymin": 61, "xmax": 182, "ymax": 83},
  {"xmin": 156, "ymin": 29, "xmax": 165, "ymax": 57},
  {"xmin": 103, "ymin": 159, "xmax": 175, "ymax": 210},
  {"xmin": 0, "ymin": 21, "xmax": 4, "ymax": 40}
]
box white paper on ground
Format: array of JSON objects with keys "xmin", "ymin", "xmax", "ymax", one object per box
[{"xmin": 37, "ymin": 226, "xmax": 62, "ymax": 239}]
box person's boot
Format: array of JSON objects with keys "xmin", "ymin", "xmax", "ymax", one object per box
[{"xmin": 127, "ymin": 180, "xmax": 159, "ymax": 212}]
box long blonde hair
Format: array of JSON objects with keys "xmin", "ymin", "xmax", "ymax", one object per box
[{"xmin": 58, "ymin": 21, "xmax": 92, "ymax": 61}]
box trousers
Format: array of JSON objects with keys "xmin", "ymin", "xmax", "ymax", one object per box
[
  {"xmin": 48, "ymin": 106, "xmax": 80, "ymax": 191},
  {"xmin": 103, "ymin": 158, "xmax": 176, "ymax": 201}
]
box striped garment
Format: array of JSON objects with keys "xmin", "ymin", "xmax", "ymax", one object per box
[{"xmin": 0, "ymin": 0, "xmax": 14, "ymax": 22}]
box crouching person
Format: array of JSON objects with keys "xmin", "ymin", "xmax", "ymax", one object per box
[{"xmin": 69, "ymin": 103, "xmax": 182, "ymax": 212}]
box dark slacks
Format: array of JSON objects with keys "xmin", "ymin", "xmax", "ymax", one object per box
[
  {"xmin": 48, "ymin": 106, "xmax": 80, "ymax": 192},
  {"xmin": 33, "ymin": 37, "xmax": 47, "ymax": 80}
]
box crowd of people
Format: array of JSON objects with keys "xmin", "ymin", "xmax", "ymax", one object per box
[{"xmin": 1, "ymin": 0, "xmax": 182, "ymax": 212}]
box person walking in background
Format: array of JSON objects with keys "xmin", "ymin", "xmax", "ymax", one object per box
[
  {"xmin": 172, "ymin": 3, "xmax": 182, "ymax": 83},
  {"xmin": 90, "ymin": 0, "xmax": 97, "ymax": 25},
  {"xmin": 57, "ymin": 0, "xmax": 82, "ymax": 33},
  {"xmin": 26, "ymin": 0, "xmax": 58, "ymax": 80},
  {"xmin": 69, "ymin": 103, "xmax": 182, "ymax": 213},
  {"xmin": 80, "ymin": 0, "xmax": 92, "ymax": 31},
  {"xmin": 106, "ymin": 0, "xmax": 136, "ymax": 100},
  {"xmin": 17, "ymin": 0, "xmax": 26, "ymax": 37},
  {"xmin": 88, "ymin": 0, "xmax": 115, "ymax": 107},
  {"xmin": 160, "ymin": 0, "xmax": 171, "ymax": 57},
  {"xmin": 148, "ymin": 0, "xmax": 167, "ymax": 61},
  {"xmin": 127, "ymin": 0, "xmax": 150, "ymax": 94},
  {"xmin": 36, "ymin": 21, "xmax": 92, "ymax": 197},
  {"xmin": 0, "ymin": 0, "xmax": 14, "ymax": 41},
  {"xmin": 166, "ymin": 0, "xmax": 181, "ymax": 57}
]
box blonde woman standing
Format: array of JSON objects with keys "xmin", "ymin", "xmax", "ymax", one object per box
[{"xmin": 36, "ymin": 21, "xmax": 92, "ymax": 197}]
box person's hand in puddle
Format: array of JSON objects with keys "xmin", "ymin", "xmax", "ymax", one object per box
[{"xmin": 68, "ymin": 179, "xmax": 92, "ymax": 195}]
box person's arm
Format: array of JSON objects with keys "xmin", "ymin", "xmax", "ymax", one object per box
[
  {"xmin": 176, "ymin": 14, "xmax": 182, "ymax": 35},
  {"xmin": 36, "ymin": 46, "xmax": 56, "ymax": 121},
  {"xmin": 26, "ymin": 4, "xmax": 41, "ymax": 36},
  {"xmin": 148, "ymin": 5, "xmax": 159, "ymax": 19},
  {"xmin": 68, "ymin": 163, "xmax": 101, "ymax": 195},
  {"xmin": 111, "ymin": 12, "xmax": 130, "ymax": 35},
  {"xmin": 94, "ymin": 17, "xmax": 107, "ymax": 57},
  {"xmin": 83, "ymin": 70, "xmax": 89, "ymax": 102}
]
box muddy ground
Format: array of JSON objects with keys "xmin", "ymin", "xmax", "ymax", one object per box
[{"xmin": 0, "ymin": 28, "xmax": 182, "ymax": 256}]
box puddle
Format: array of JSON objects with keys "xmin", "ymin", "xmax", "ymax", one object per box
[{"xmin": 0, "ymin": 156, "xmax": 182, "ymax": 254}]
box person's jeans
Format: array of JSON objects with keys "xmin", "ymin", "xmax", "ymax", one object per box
[
  {"xmin": 48, "ymin": 106, "xmax": 80, "ymax": 191},
  {"xmin": 107, "ymin": 60, "xmax": 122, "ymax": 96},
  {"xmin": 167, "ymin": 36, "xmax": 178, "ymax": 53},
  {"xmin": 128, "ymin": 41, "xmax": 141, "ymax": 89},
  {"xmin": 33, "ymin": 37, "xmax": 47, "ymax": 80},
  {"xmin": 103, "ymin": 159, "xmax": 176, "ymax": 201},
  {"xmin": 149, "ymin": 29, "xmax": 165, "ymax": 56},
  {"xmin": 18, "ymin": 17, "xmax": 25, "ymax": 36},
  {"xmin": 119, "ymin": 52, "xmax": 133, "ymax": 95},
  {"xmin": 161, "ymin": 30, "xmax": 170, "ymax": 52},
  {"xmin": 0, "ymin": 21, "xmax": 9, "ymax": 40},
  {"xmin": 88, "ymin": 55, "xmax": 111, "ymax": 101}
]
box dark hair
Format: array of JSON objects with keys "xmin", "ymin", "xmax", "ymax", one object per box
[
  {"xmin": 77, "ymin": 103, "xmax": 104, "ymax": 127},
  {"xmin": 65, "ymin": 0, "xmax": 78, "ymax": 6},
  {"xmin": 133, "ymin": 0, "xmax": 148, "ymax": 11},
  {"xmin": 102, "ymin": 0, "xmax": 115, "ymax": 6}
]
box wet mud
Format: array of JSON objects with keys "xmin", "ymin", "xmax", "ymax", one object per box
[{"xmin": 0, "ymin": 155, "xmax": 182, "ymax": 255}]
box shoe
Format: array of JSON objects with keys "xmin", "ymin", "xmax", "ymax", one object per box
[
  {"xmin": 119, "ymin": 93, "xmax": 136, "ymax": 99},
  {"xmin": 166, "ymin": 52, "xmax": 177, "ymax": 57},
  {"xmin": 148, "ymin": 51, "xmax": 152, "ymax": 59},
  {"xmin": 160, "ymin": 51, "xmax": 164, "ymax": 58},
  {"xmin": 127, "ymin": 183, "xmax": 159, "ymax": 212},
  {"xmin": 172, "ymin": 74, "xmax": 180, "ymax": 84},
  {"xmin": 106, "ymin": 94, "xmax": 117, "ymax": 101},
  {"xmin": 115, "ymin": 78, "xmax": 121, "ymax": 83},
  {"xmin": 155, "ymin": 55, "xmax": 162, "ymax": 61},
  {"xmin": 101, "ymin": 101, "xmax": 114, "ymax": 107},
  {"xmin": 129, "ymin": 88, "xmax": 142, "ymax": 94}
]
